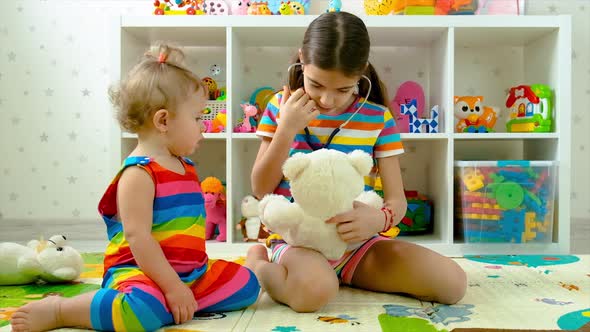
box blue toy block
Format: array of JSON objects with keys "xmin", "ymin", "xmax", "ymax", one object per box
[{"xmin": 400, "ymin": 100, "xmax": 439, "ymax": 134}]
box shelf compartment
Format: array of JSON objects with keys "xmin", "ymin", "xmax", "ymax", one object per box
[
  {"xmin": 230, "ymin": 26, "xmax": 452, "ymax": 135},
  {"xmin": 120, "ymin": 26, "xmax": 227, "ymax": 107},
  {"xmin": 453, "ymin": 26, "xmax": 561, "ymax": 134},
  {"xmin": 397, "ymin": 140, "xmax": 450, "ymax": 244}
]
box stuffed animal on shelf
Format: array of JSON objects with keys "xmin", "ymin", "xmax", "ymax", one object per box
[
  {"xmin": 233, "ymin": 103, "xmax": 259, "ymax": 133},
  {"xmin": 201, "ymin": 176, "xmax": 227, "ymax": 242},
  {"xmin": 232, "ymin": 0, "xmax": 251, "ymax": 15},
  {"xmin": 258, "ymin": 149, "xmax": 384, "ymax": 260},
  {"xmin": 0, "ymin": 235, "xmax": 84, "ymax": 285},
  {"xmin": 236, "ymin": 195, "xmax": 270, "ymax": 242}
]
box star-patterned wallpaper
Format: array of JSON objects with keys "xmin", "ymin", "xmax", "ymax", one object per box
[{"xmin": 0, "ymin": 1, "xmax": 588, "ymax": 229}]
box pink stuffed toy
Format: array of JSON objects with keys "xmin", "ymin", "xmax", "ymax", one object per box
[{"xmin": 201, "ymin": 177, "xmax": 227, "ymax": 242}]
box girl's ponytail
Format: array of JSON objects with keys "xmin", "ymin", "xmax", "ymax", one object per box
[{"xmin": 359, "ymin": 62, "xmax": 389, "ymax": 107}]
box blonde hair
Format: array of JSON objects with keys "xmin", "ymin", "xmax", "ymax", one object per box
[{"xmin": 109, "ymin": 44, "xmax": 206, "ymax": 133}]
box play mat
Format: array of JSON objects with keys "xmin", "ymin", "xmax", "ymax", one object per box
[{"xmin": 1, "ymin": 254, "xmax": 589, "ymax": 331}]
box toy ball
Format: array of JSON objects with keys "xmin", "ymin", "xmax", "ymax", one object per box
[
  {"xmin": 209, "ymin": 64, "xmax": 222, "ymax": 76},
  {"xmin": 202, "ymin": 77, "xmax": 218, "ymax": 98}
]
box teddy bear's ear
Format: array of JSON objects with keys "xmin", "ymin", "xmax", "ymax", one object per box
[
  {"xmin": 283, "ymin": 153, "xmax": 311, "ymax": 180},
  {"xmin": 348, "ymin": 150, "xmax": 373, "ymax": 176}
]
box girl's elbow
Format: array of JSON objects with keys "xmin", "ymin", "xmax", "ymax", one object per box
[{"xmin": 251, "ymin": 183, "xmax": 271, "ymax": 200}]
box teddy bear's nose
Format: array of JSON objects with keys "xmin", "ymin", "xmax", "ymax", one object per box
[{"xmin": 57, "ymin": 247, "xmax": 63, "ymax": 251}]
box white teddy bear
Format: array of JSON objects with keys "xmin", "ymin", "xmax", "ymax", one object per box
[
  {"xmin": 0, "ymin": 235, "xmax": 84, "ymax": 285},
  {"xmin": 258, "ymin": 149, "xmax": 383, "ymax": 260}
]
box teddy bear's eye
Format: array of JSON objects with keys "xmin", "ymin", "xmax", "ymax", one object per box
[
  {"xmin": 57, "ymin": 247, "xmax": 63, "ymax": 251},
  {"xmin": 462, "ymin": 106, "xmax": 468, "ymax": 112}
]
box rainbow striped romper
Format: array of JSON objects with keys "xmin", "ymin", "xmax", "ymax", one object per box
[{"xmin": 91, "ymin": 156, "xmax": 259, "ymax": 331}]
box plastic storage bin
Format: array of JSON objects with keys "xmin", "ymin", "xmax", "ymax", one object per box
[{"xmin": 454, "ymin": 160, "xmax": 557, "ymax": 243}]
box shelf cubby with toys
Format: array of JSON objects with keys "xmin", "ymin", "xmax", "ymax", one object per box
[{"xmin": 110, "ymin": 15, "xmax": 571, "ymax": 256}]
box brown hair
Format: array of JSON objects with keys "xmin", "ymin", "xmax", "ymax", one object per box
[
  {"xmin": 288, "ymin": 12, "xmax": 389, "ymax": 106},
  {"xmin": 109, "ymin": 44, "xmax": 206, "ymax": 133}
]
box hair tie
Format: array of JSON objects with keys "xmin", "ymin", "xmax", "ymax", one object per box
[{"xmin": 158, "ymin": 53, "xmax": 167, "ymax": 64}]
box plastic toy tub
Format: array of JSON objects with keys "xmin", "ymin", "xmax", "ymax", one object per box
[{"xmin": 454, "ymin": 160, "xmax": 557, "ymax": 243}]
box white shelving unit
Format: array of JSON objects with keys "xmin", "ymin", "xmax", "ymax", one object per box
[{"xmin": 110, "ymin": 15, "xmax": 571, "ymax": 257}]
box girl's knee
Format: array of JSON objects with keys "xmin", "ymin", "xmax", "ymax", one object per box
[
  {"xmin": 438, "ymin": 265, "xmax": 467, "ymax": 304},
  {"xmin": 288, "ymin": 273, "xmax": 338, "ymax": 312}
]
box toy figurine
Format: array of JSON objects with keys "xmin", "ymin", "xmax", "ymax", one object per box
[
  {"xmin": 232, "ymin": 0, "xmax": 250, "ymax": 14},
  {"xmin": 233, "ymin": 103, "xmax": 259, "ymax": 133},
  {"xmin": 236, "ymin": 195, "xmax": 270, "ymax": 242},
  {"xmin": 289, "ymin": 1, "xmax": 305, "ymax": 14},
  {"xmin": 202, "ymin": 177, "xmax": 227, "ymax": 242},
  {"xmin": 454, "ymin": 96, "xmax": 498, "ymax": 133},
  {"xmin": 327, "ymin": 0, "xmax": 342, "ymax": 12},
  {"xmin": 279, "ymin": 1, "xmax": 293, "ymax": 14}
]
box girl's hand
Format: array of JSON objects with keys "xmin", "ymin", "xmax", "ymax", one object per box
[
  {"xmin": 325, "ymin": 201, "xmax": 385, "ymax": 243},
  {"xmin": 164, "ymin": 282, "xmax": 199, "ymax": 325},
  {"xmin": 277, "ymin": 85, "xmax": 319, "ymax": 135}
]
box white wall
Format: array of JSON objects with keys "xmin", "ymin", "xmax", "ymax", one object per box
[{"xmin": 0, "ymin": 0, "xmax": 588, "ymax": 224}]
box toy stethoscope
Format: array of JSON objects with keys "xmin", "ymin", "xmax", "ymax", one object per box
[{"xmin": 287, "ymin": 62, "xmax": 372, "ymax": 150}]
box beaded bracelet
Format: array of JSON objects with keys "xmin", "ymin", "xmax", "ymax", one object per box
[{"xmin": 381, "ymin": 206, "xmax": 394, "ymax": 232}]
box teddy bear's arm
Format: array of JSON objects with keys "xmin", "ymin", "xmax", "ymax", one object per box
[
  {"xmin": 17, "ymin": 253, "xmax": 43, "ymax": 277},
  {"xmin": 50, "ymin": 267, "xmax": 79, "ymax": 281},
  {"xmin": 258, "ymin": 194, "xmax": 304, "ymax": 234},
  {"xmin": 355, "ymin": 191, "xmax": 384, "ymax": 209}
]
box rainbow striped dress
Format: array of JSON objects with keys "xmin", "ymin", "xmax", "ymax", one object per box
[{"xmin": 91, "ymin": 156, "xmax": 259, "ymax": 331}]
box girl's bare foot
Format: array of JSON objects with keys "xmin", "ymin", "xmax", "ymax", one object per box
[
  {"xmin": 10, "ymin": 296, "xmax": 63, "ymax": 332},
  {"xmin": 245, "ymin": 244, "xmax": 270, "ymax": 274}
]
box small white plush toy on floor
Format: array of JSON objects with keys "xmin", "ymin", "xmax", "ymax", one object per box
[
  {"xmin": 258, "ymin": 149, "xmax": 383, "ymax": 260},
  {"xmin": 0, "ymin": 235, "xmax": 84, "ymax": 285}
]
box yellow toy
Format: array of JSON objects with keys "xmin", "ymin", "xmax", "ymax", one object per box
[
  {"xmin": 364, "ymin": 0, "xmax": 395, "ymax": 15},
  {"xmin": 153, "ymin": 0, "xmax": 205, "ymax": 15},
  {"xmin": 202, "ymin": 77, "xmax": 217, "ymax": 100},
  {"xmin": 462, "ymin": 169, "xmax": 484, "ymax": 192},
  {"xmin": 289, "ymin": 1, "xmax": 305, "ymax": 14},
  {"xmin": 279, "ymin": 1, "xmax": 292, "ymax": 14},
  {"xmin": 258, "ymin": 1, "xmax": 272, "ymax": 14}
]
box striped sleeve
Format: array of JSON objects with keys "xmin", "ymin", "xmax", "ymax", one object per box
[
  {"xmin": 375, "ymin": 110, "xmax": 404, "ymax": 158},
  {"xmin": 256, "ymin": 92, "xmax": 282, "ymax": 138}
]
